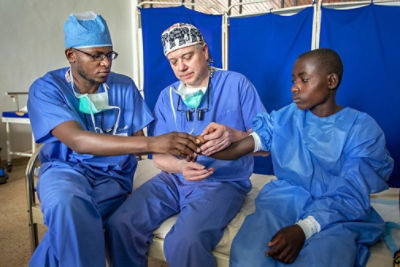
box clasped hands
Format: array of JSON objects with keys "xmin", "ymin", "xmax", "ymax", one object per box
[{"xmin": 166, "ymin": 122, "xmax": 233, "ymax": 181}]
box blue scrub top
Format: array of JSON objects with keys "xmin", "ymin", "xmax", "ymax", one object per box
[
  {"xmin": 28, "ymin": 67, "xmax": 154, "ymax": 191},
  {"xmin": 153, "ymin": 69, "xmax": 266, "ymax": 182}
]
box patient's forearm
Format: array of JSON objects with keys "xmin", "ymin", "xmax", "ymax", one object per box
[{"xmin": 211, "ymin": 136, "xmax": 255, "ymax": 160}]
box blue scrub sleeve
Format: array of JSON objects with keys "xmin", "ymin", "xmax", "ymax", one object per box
[
  {"xmin": 153, "ymin": 88, "xmax": 176, "ymax": 136},
  {"xmin": 28, "ymin": 79, "xmax": 77, "ymax": 144},
  {"xmin": 238, "ymin": 78, "xmax": 267, "ymax": 131},
  {"xmin": 130, "ymin": 83, "xmax": 154, "ymax": 133},
  {"xmin": 304, "ymin": 118, "xmax": 393, "ymax": 230},
  {"xmin": 252, "ymin": 112, "xmax": 274, "ymax": 151}
]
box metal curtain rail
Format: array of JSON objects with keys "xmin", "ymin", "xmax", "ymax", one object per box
[
  {"xmin": 137, "ymin": 1, "xmax": 222, "ymax": 11},
  {"xmin": 322, "ymin": 0, "xmax": 400, "ymax": 9},
  {"xmin": 228, "ymin": 3, "xmax": 314, "ymax": 18},
  {"xmin": 133, "ymin": 0, "xmax": 400, "ymax": 87}
]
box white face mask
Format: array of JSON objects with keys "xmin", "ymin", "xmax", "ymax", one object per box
[{"xmin": 68, "ymin": 69, "xmax": 121, "ymax": 135}]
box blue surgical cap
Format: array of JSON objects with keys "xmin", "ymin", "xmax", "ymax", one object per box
[{"xmin": 64, "ymin": 11, "xmax": 112, "ymax": 48}]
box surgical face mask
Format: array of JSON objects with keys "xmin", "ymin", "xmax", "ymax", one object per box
[
  {"xmin": 76, "ymin": 91, "xmax": 110, "ymax": 114},
  {"xmin": 170, "ymin": 82, "xmax": 209, "ymax": 134},
  {"xmin": 182, "ymin": 90, "xmax": 205, "ymax": 109},
  {"xmin": 68, "ymin": 69, "xmax": 121, "ymax": 134},
  {"xmin": 174, "ymin": 83, "xmax": 206, "ymax": 109}
]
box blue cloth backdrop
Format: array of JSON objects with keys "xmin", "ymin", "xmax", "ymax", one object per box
[
  {"xmin": 140, "ymin": 6, "xmax": 222, "ymax": 113},
  {"xmin": 228, "ymin": 7, "xmax": 313, "ymax": 174},
  {"xmin": 320, "ymin": 4, "xmax": 400, "ymax": 187},
  {"xmin": 139, "ymin": 4, "xmax": 399, "ymax": 187}
]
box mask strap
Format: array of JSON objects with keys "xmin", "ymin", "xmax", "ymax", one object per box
[
  {"xmin": 89, "ymin": 107, "xmax": 103, "ymax": 133},
  {"xmin": 188, "ymin": 107, "xmax": 197, "ymax": 134},
  {"xmin": 69, "ymin": 70, "xmax": 89, "ymax": 99},
  {"xmin": 111, "ymin": 106, "xmax": 121, "ymax": 135},
  {"xmin": 101, "ymin": 83, "xmax": 121, "ymax": 135},
  {"xmin": 102, "ymin": 82, "xmax": 109, "ymax": 93},
  {"xmin": 69, "ymin": 69, "xmax": 78, "ymax": 96},
  {"xmin": 170, "ymin": 86, "xmax": 178, "ymax": 131}
]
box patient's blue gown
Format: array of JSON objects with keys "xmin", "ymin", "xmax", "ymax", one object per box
[{"xmin": 230, "ymin": 103, "xmax": 394, "ymax": 267}]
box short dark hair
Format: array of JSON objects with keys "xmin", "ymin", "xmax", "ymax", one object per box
[{"xmin": 298, "ymin": 48, "xmax": 343, "ymax": 87}]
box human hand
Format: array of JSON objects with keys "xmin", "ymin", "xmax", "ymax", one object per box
[
  {"xmin": 152, "ymin": 132, "xmax": 201, "ymax": 159},
  {"xmin": 266, "ymin": 225, "xmax": 305, "ymax": 264},
  {"xmin": 182, "ymin": 161, "xmax": 214, "ymax": 181},
  {"xmin": 200, "ymin": 122, "xmax": 233, "ymax": 156}
]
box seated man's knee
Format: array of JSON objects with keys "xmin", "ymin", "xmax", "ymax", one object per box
[
  {"xmin": 164, "ymin": 227, "xmax": 210, "ymax": 254},
  {"xmin": 42, "ymin": 191, "xmax": 96, "ymax": 222}
]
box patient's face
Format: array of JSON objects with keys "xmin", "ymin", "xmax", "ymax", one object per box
[
  {"xmin": 167, "ymin": 44, "xmax": 209, "ymax": 88},
  {"xmin": 291, "ymin": 57, "xmax": 335, "ymax": 116}
]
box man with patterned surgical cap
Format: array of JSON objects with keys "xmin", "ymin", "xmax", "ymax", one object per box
[
  {"xmin": 28, "ymin": 13, "xmax": 200, "ymax": 267},
  {"xmin": 107, "ymin": 23, "xmax": 267, "ymax": 267}
]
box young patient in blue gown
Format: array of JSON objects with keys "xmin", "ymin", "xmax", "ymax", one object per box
[{"xmin": 206, "ymin": 48, "xmax": 394, "ymax": 266}]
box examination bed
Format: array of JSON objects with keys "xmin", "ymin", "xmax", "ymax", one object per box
[{"xmin": 26, "ymin": 150, "xmax": 399, "ymax": 266}]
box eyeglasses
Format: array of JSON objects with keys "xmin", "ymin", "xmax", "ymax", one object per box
[{"xmin": 73, "ymin": 48, "xmax": 118, "ymax": 61}]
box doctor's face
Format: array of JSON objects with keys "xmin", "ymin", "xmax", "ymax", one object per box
[
  {"xmin": 167, "ymin": 43, "xmax": 210, "ymax": 88},
  {"xmin": 68, "ymin": 46, "xmax": 113, "ymax": 85}
]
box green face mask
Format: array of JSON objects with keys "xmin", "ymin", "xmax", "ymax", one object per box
[
  {"xmin": 77, "ymin": 91, "xmax": 109, "ymax": 114},
  {"xmin": 68, "ymin": 69, "xmax": 121, "ymax": 134},
  {"xmin": 182, "ymin": 90, "xmax": 205, "ymax": 109},
  {"xmin": 174, "ymin": 82, "xmax": 206, "ymax": 109}
]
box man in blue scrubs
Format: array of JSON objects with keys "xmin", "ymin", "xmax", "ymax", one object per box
[
  {"xmin": 28, "ymin": 13, "xmax": 199, "ymax": 267},
  {"xmin": 106, "ymin": 23, "xmax": 266, "ymax": 267}
]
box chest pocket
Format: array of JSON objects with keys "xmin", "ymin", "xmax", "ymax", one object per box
[
  {"xmin": 215, "ymin": 107, "xmax": 243, "ymax": 129},
  {"xmin": 101, "ymin": 109, "xmax": 130, "ymax": 136}
]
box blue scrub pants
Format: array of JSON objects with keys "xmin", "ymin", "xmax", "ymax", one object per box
[
  {"xmin": 106, "ymin": 171, "xmax": 250, "ymax": 267},
  {"xmin": 29, "ymin": 166, "xmax": 128, "ymax": 267},
  {"xmin": 230, "ymin": 181, "xmax": 369, "ymax": 267}
]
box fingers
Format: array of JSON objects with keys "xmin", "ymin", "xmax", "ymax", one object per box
[
  {"xmin": 169, "ymin": 148, "xmax": 193, "ymax": 159},
  {"xmin": 266, "ymin": 236, "xmax": 286, "ymax": 258},
  {"xmin": 174, "ymin": 133, "xmax": 207, "ymax": 151},
  {"xmin": 202, "ymin": 126, "xmax": 222, "ymax": 141},
  {"xmin": 201, "ymin": 122, "xmax": 219, "ymax": 136},
  {"xmin": 196, "ymin": 135, "xmax": 206, "ymax": 145},
  {"xmin": 200, "ymin": 124, "xmax": 233, "ymax": 156},
  {"xmin": 267, "ymin": 244, "xmax": 296, "ymax": 264},
  {"xmin": 182, "ymin": 132, "xmax": 203, "ymax": 145},
  {"xmin": 277, "ymin": 247, "xmax": 293, "ymax": 264},
  {"xmin": 185, "ymin": 168, "xmax": 214, "ymax": 181},
  {"xmin": 183, "ymin": 162, "xmax": 214, "ymax": 181},
  {"xmin": 186, "ymin": 153, "xmax": 198, "ymax": 162},
  {"xmin": 201, "ymin": 138, "xmax": 230, "ymax": 156},
  {"xmin": 266, "ymin": 226, "xmax": 304, "ymax": 264},
  {"xmin": 173, "ymin": 133, "xmax": 201, "ymax": 155}
]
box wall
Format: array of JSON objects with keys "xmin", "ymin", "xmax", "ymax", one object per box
[{"xmin": 0, "ymin": 0, "xmax": 137, "ymax": 160}]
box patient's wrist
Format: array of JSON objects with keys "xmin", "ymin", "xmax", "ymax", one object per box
[
  {"xmin": 296, "ymin": 216, "xmax": 321, "ymax": 240},
  {"xmin": 249, "ymin": 132, "xmax": 263, "ymax": 152},
  {"xmin": 231, "ymin": 127, "xmax": 248, "ymax": 142}
]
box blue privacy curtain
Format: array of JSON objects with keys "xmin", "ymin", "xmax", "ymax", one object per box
[
  {"xmin": 320, "ymin": 4, "xmax": 400, "ymax": 187},
  {"xmin": 229, "ymin": 7, "xmax": 313, "ymax": 174},
  {"xmin": 140, "ymin": 6, "xmax": 222, "ymax": 113}
]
